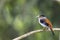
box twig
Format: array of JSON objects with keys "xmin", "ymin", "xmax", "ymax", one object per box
[{"xmin": 13, "ymin": 28, "xmax": 60, "ymax": 40}]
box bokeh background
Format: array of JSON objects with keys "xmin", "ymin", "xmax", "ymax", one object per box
[{"xmin": 0, "ymin": 0, "xmax": 60, "ymax": 40}]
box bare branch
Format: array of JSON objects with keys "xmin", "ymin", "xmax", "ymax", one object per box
[
  {"xmin": 53, "ymin": 0, "xmax": 60, "ymax": 2},
  {"xmin": 13, "ymin": 28, "xmax": 60, "ymax": 40}
]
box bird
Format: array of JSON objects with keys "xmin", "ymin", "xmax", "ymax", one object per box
[{"xmin": 37, "ymin": 15, "xmax": 55, "ymax": 35}]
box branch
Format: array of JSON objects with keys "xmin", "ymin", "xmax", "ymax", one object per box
[
  {"xmin": 12, "ymin": 28, "xmax": 60, "ymax": 40},
  {"xmin": 53, "ymin": 0, "xmax": 60, "ymax": 2}
]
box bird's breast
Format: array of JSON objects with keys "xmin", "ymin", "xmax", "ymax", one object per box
[
  {"xmin": 39, "ymin": 19, "xmax": 49, "ymax": 27},
  {"xmin": 40, "ymin": 19, "xmax": 45, "ymax": 23}
]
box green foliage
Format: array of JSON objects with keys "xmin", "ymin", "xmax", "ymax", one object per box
[{"xmin": 0, "ymin": 0, "xmax": 60, "ymax": 40}]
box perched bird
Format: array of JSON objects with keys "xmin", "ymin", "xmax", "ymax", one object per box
[{"xmin": 37, "ymin": 15, "xmax": 55, "ymax": 35}]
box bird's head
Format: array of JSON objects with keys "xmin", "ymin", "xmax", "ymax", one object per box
[
  {"xmin": 40, "ymin": 15, "xmax": 45, "ymax": 17},
  {"xmin": 36, "ymin": 15, "xmax": 45, "ymax": 18}
]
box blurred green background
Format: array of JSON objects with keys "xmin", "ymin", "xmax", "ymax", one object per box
[{"xmin": 0, "ymin": 0, "xmax": 60, "ymax": 40}]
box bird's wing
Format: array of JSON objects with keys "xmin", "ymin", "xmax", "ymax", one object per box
[{"xmin": 44, "ymin": 18, "xmax": 52, "ymax": 28}]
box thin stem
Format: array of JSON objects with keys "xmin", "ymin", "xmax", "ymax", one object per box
[{"xmin": 13, "ymin": 28, "xmax": 60, "ymax": 40}]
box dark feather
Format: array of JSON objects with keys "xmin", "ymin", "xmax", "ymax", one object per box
[{"xmin": 40, "ymin": 19, "xmax": 49, "ymax": 26}]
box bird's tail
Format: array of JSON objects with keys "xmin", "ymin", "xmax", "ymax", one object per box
[{"xmin": 50, "ymin": 28, "xmax": 55, "ymax": 35}]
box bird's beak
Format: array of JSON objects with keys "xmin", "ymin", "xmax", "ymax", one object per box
[{"xmin": 36, "ymin": 15, "xmax": 39, "ymax": 18}]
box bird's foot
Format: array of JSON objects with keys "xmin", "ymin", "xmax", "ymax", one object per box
[{"xmin": 43, "ymin": 27, "xmax": 48, "ymax": 31}]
